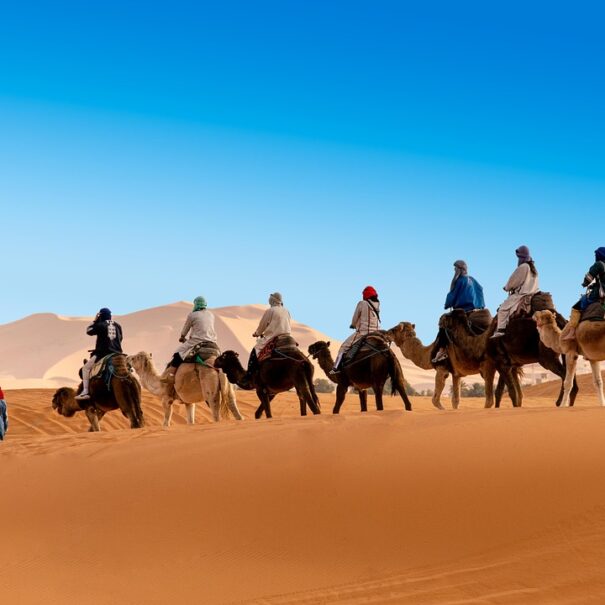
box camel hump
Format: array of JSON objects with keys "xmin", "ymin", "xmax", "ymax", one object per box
[
  {"xmin": 466, "ymin": 309, "xmax": 492, "ymax": 333},
  {"xmin": 530, "ymin": 291, "xmax": 555, "ymax": 313}
]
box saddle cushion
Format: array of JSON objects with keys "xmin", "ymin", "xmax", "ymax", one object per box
[
  {"xmin": 90, "ymin": 354, "xmax": 114, "ymax": 380},
  {"xmin": 343, "ymin": 332, "xmax": 390, "ymax": 365},
  {"xmin": 258, "ymin": 335, "xmax": 298, "ymax": 363},
  {"xmin": 580, "ymin": 302, "xmax": 605, "ymax": 323},
  {"xmin": 183, "ymin": 341, "xmax": 221, "ymax": 363},
  {"xmin": 465, "ymin": 309, "xmax": 492, "ymax": 334}
]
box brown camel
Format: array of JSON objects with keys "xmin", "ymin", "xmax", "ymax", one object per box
[
  {"xmin": 440, "ymin": 309, "xmax": 578, "ymax": 407},
  {"xmin": 534, "ymin": 309, "xmax": 604, "ymax": 406},
  {"xmin": 52, "ymin": 354, "xmax": 144, "ymax": 430},
  {"xmin": 214, "ymin": 349, "xmax": 321, "ymax": 419},
  {"xmin": 127, "ymin": 351, "xmax": 243, "ymax": 426},
  {"xmin": 308, "ymin": 336, "xmax": 412, "ymax": 413}
]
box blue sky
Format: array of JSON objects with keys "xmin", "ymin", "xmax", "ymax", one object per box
[{"xmin": 1, "ymin": 1, "xmax": 604, "ymax": 342}]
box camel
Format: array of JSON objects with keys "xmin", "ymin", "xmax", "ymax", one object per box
[
  {"xmin": 52, "ymin": 354, "xmax": 144, "ymax": 431},
  {"xmin": 386, "ymin": 322, "xmax": 456, "ymax": 409},
  {"xmin": 127, "ymin": 351, "xmax": 243, "ymax": 427},
  {"xmin": 534, "ymin": 310, "xmax": 605, "ymax": 407},
  {"xmin": 214, "ymin": 349, "xmax": 320, "ymax": 419},
  {"xmin": 308, "ymin": 337, "xmax": 412, "ymax": 413},
  {"xmin": 440, "ymin": 309, "xmax": 578, "ymax": 408}
]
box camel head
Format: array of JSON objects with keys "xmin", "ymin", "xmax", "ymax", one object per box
[
  {"xmin": 533, "ymin": 310, "xmax": 557, "ymax": 329},
  {"xmin": 386, "ymin": 322, "xmax": 416, "ymax": 344},
  {"xmin": 308, "ymin": 341, "xmax": 331, "ymax": 359},
  {"xmin": 127, "ymin": 351, "xmax": 153, "ymax": 374},
  {"xmin": 51, "ymin": 387, "xmax": 79, "ymax": 417},
  {"xmin": 214, "ymin": 350, "xmax": 243, "ymax": 371}
]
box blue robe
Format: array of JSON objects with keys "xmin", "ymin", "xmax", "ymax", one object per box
[{"xmin": 445, "ymin": 276, "xmax": 485, "ymax": 311}]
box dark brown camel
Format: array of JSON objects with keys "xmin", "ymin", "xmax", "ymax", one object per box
[
  {"xmin": 440, "ymin": 309, "xmax": 578, "ymax": 407},
  {"xmin": 52, "ymin": 354, "xmax": 144, "ymax": 430},
  {"xmin": 308, "ymin": 336, "xmax": 413, "ymax": 413},
  {"xmin": 214, "ymin": 350, "xmax": 321, "ymax": 419}
]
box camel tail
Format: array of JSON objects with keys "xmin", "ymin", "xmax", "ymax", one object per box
[{"xmin": 388, "ymin": 352, "xmax": 413, "ymax": 410}]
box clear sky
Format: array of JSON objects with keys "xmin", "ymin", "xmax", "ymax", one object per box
[{"xmin": 1, "ymin": 1, "xmax": 604, "ymax": 342}]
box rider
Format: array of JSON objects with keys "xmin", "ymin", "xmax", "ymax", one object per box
[
  {"xmin": 432, "ymin": 260, "xmax": 485, "ymax": 363},
  {"xmin": 561, "ymin": 246, "xmax": 605, "ymax": 341},
  {"xmin": 160, "ymin": 296, "xmax": 218, "ymax": 384},
  {"xmin": 243, "ymin": 292, "xmax": 292, "ymax": 382},
  {"xmin": 491, "ymin": 245, "xmax": 539, "ymax": 338},
  {"xmin": 76, "ymin": 307, "xmax": 123, "ymax": 400},
  {"xmin": 331, "ymin": 286, "xmax": 381, "ymax": 374}
]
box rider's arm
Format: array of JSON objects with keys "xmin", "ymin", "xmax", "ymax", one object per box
[
  {"xmin": 445, "ymin": 278, "xmax": 463, "ymax": 309},
  {"xmin": 254, "ymin": 308, "xmax": 272, "ymax": 337},
  {"xmin": 180, "ymin": 314, "xmax": 193, "ymax": 340},
  {"xmin": 582, "ymin": 262, "xmax": 604, "ymax": 287},
  {"xmin": 503, "ymin": 264, "xmax": 528, "ymax": 293},
  {"xmin": 350, "ymin": 302, "xmax": 363, "ymax": 329}
]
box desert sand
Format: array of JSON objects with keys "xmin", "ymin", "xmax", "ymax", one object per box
[{"xmin": 3, "ymin": 377, "xmax": 605, "ymax": 604}]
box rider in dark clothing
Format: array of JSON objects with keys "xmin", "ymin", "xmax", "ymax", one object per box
[{"xmin": 76, "ymin": 308, "xmax": 123, "ymax": 400}]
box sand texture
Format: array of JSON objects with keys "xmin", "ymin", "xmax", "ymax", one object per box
[{"xmin": 3, "ymin": 378, "xmax": 605, "ymax": 604}]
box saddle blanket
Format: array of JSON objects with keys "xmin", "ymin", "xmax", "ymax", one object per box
[
  {"xmin": 258, "ymin": 334, "xmax": 298, "ymax": 363},
  {"xmin": 343, "ymin": 332, "xmax": 390, "ymax": 365},
  {"xmin": 580, "ymin": 302, "xmax": 605, "ymax": 323},
  {"xmin": 183, "ymin": 341, "xmax": 221, "ymax": 363},
  {"xmin": 511, "ymin": 291, "xmax": 555, "ymax": 319}
]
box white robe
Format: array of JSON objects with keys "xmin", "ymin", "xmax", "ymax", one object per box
[
  {"xmin": 175, "ymin": 310, "xmax": 218, "ymax": 359},
  {"xmin": 253, "ymin": 305, "xmax": 292, "ymax": 355},
  {"xmin": 496, "ymin": 264, "xmax": 539, "ymax": 331},
  {"xmin": 335, "ymin": 300, "xmax": 381, "ymax": 366}
]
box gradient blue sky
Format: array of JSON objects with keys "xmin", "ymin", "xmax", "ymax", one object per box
[{"xmin": 1, "ymin": 1, "xmax": 604, "ymax": 342}]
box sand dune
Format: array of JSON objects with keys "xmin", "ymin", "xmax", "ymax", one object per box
[
  {"xmin": 0, "ymin": 302, "xmax": 436, "ymax": 390},
  {"xmin": 3, "ymin": 384, "xmax": 605, "ymax": 603}
]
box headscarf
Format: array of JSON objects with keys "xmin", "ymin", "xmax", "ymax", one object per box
[
  {"xmin": 362, "ymin": 286, "xmax": 378, "ymax": 300},
  {"xmin": 595, "ymin": 247, "xmax": 605, "ymax": 263},
  {"xmin": 269, "ymin": 292, "xmax": 283, "ymax": 306},
  {"xmin": 193, "ymin": 296, "xmax": 207, "ymax": 311},
  {"xmin": 98, "ymin": 308, "xmax": 112, "ymax": 320},
  {"xmin": 450, "ymin": 260, "xmax": 468, "ymax": 291},
  {"xmin": 515, "ymin": 245, "xmax": 532, "ymax": 265}
]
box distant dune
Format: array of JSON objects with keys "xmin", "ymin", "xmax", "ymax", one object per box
[{"xmin": 0, "ymin": 302, "xmax": 436, "ymax": 390}]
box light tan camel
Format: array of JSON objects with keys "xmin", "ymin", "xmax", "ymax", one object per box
[
  {"xmin": 386, "ymin": 322, "xmax": 451, "ymax": 409},
  {"xmin": 534, "ymin": 310, "xmax": 605, "ymax": 407},
  {"xmin": 127, "ymin": 351, "xmax": 243, "ymax": 426}
]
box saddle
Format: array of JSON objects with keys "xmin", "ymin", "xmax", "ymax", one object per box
[
  {"xmin": 183, "ymin": 341, "xmax": 221, "ymax": 364},
  {"xmin": 342, "ymin": 331, "xmax": 391, "ymax": 366},
  {"xmin": 511, "ymin": 291, "xmax": 555, "ymax": 319},
  {"xmin": 465, "ymin": 309, "xmax": 492, "ymax": 334},
  {"xmin": 258, "ymin": 334, "xmax": 299, "ymax": 363},
  {"xmin": 90, "ymin": 354, "xmax": 116, "ymax": 381},
  {"xmin": 580, "ymin": 302, "xmax": 605, "ymax": 323}
]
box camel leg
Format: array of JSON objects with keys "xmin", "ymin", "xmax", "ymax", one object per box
[
  {"xmin": 185, "ymin": 403, "xmax": 197, "ymax": 424},
  {"xmin": 223, "ymin": 379, "xmax": 243, "ymax": 420},
  {"xmin": 590, "ymin": 361, "xmax": 605, "ymax": 407},
  {"xmin": 333, "ymin": 383, "xmax": 348, "ymax": 414},
  {"xmin": 483, "ymin": 364, "xmax": 496, "ymax": 408},
  {"xmin": 162, "ymin": 398, "xmax": 174, "ymax": 428},
  {"xmin": 358, "ymin": 389, "xmax": 368, "ymax": 412},
  {"xmin": 451, "ymin": 375, "xmax": 461, "ymax": 410},
  {"xmin": 432, "ymin": 369, "xmax": 447, "ymax": 410},
  {"xmin": 494, "ymin": 373, "xmax": 506, "ymax": 408},
  {"xmin": 504, "ymin": 369, "xmax": 522, "ymax": 408},
  {"xmin": 86, "ymin": 408, "xmax": 101, "ymax": 432},
  {"xmin": 560, "ymin": 353, "xmax": 579, "ymax": 408},
  {"xmin": 537, "ymin": 345, "xmax": 568, "ymax": 408},
  {"xmin": 374, "ymin": 384, "xmax": 384, "ymax": 411},
  {"xmin": 255, "ymin": 390, "xmax": 273, "ymax": 419},
  {"xmin": 562, "ymin": 354, "xmax": 580, "ymax": 407}
]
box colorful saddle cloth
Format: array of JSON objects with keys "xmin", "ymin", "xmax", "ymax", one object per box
[{"xmin": 258, "ymin": 334, "xmax": 299, "ymax": 363}]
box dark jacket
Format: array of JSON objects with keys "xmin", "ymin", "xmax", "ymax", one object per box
[
  {"xmin": 87, "ymin": 319, "xmax": 123, "ymax": 358},
  {"xmin": 583, "ymin": 261, "xmax": 605, "ymax": 303},
  {"xmin": 444, "ymin": 276, "xmax": 485, "ymax": 312}
]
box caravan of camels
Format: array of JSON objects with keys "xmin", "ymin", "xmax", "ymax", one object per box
[{"xmin": 51, "ymin": 245, "xmax": 605, "ymax": 431}]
